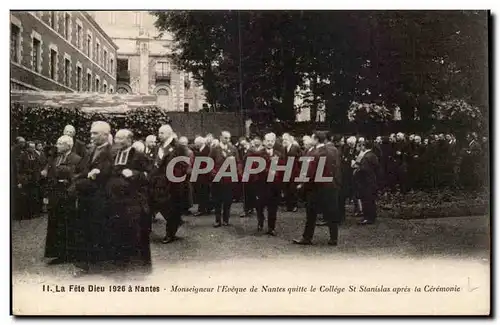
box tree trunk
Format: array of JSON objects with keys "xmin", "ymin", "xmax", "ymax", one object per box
[
  {"xmin": 279, "ymin": 57, "xmax": 298, "ymax": 122},
  {"xmin": 310, "ymin": 77, "xmax": 318, "ymax": 122}
]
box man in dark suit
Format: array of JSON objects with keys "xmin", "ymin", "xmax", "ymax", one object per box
[
  {"xmin": 282, "ymin": 133, "xmax": 301, "ymax": 212},
  {"xmin": 106, "ymin": 129, "xmax": 152, "ymax": 270},
  {"xmin": 353, "ymin": 140, "xmax": 380, "ymax": 225},
  {"xmin": 42, "ymin": 135, "xmax": 82, "ymax": 265},
  {"xmin": 12, "ymin": 137, "xmax": 27, "ymax": 220},
  {"xmin": 240, "ymin": 137, "xmax": 263, "ymax": 218},
  {"xmin": 338, "ymin": 136, "xmax": 357, "ymax": 223},
  {"xmin": 393, "ymin": 132, "xmax": 408, "ymax": 193},
  {"xmin": 72, "ymin": 121, "xmax": 113, "ymax": 275},
  {"xmin": 293, "ymin": 131, "xmax": 341, "ymax": 246},
  {"xmin": 209, "ymin": 131, "xmax": 241, "ymax": 227},
  {"xmin": 63, "ymin": 125, "xmax": 87, "ymax": 158},
  {"xmin": 144, "ymin": 135, "xmax": 157, "ymax": 161},
  {"xmin": 16, "ymin": 141, "xmax": 44, "ymax": 220},
  {"xmin": 254, "ymin": 133, "xmax": 284, "ymax": 235},
  {"xmin": 149, "ymin": 125, "xmax": 190, "ymax": 244},
  {"xmin": 193, "ymin": 136, "xmax": 213, "ymax": 216}
]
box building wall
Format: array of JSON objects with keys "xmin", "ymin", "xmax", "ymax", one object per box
[
  {"xmin": 92, "ymin": 11, "xmax": 207, "ymax": 112},
  {"xmin": 10, "ymin": 11, "xmax": 117, "ymax": 93}
]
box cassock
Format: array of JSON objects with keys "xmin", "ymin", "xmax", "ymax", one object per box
[
  {"xmin": 209, "ymin": 142, "xmax": 241, "ymax": 226},
  {"xmin": 44, "ymin": 151, "xmax": 82, "ymax": 261},
  {"xmin": 106, "ymin": 146, "xmax": 151, "ymax": 268},
  {"xmin": 72, "ymin": 142, "xmax": 113, "ymax": 265},
  {"xmin": 255, "ymin": 147, "xmax": 285, "ymax": 233}
]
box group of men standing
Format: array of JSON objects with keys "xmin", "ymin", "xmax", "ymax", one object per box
[{"xmin": 12, "ymin": 120, "xmax": 487, "ymax": 276}]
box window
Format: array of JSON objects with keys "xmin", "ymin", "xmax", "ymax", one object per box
[
  {"xmin": 76, "ymin": 24, "xmax": 82, "ymax": 49},
  {"xmin": 184, "ymin": 103, "xmax": 189, "ymax": 113},
  {"xmin": 103, "ymin": 50, "xmax": 108, "ymax": 70},
  {"xmin": 10, "ymin": 24, "xmax": 20, "ymax": 63},
  {"xmin": 156, "ymin": 61, "xmax": 170, "ymax": 75},
  {"xmin": 110, "ymin": 58, "xmax": 114, "ymax": 74},
  {"xmin": 50, "ymin": 50, "xmax": 57, "ymax": 80},
  {"xmin": 87, "ymin": 72, "xmax": 92, "ymax": 91},
  {"xmin": 95, "ymin": 78, "xmax": 100, "ymax": 92},
  {"xmin": 32, "ymin": 38, "xmax": 41, "ymax": 72},
  {"xmin": 64, "ymin": 58, "xmax": 70, "ymax": 86},
  {"xmin": 64, "ymin": 12, "xmax": 70, "ymax": 40},
  {"xmin": 134, "ymin": 12, "xmax": 141, "ymax": 26},
  {"xmin": 110, "ymin": 12, "xmax": 116, "ymax": 25},
  {"xmin": 76, "ymin": 66, "xmax": 82, "ymax": 91},
  {"xmin": 117, "ymin": 58, "xmax": 128, "ymax": 71},
  {"xmin": 50, "ymin": 11, "xmax": 56, "ymax": 29},
  {"xmin": 103, "ymin": 83, "xmax": 107, "ymax": 93},
  {"xmin": 86, "ymin": 34, "xmax": 92, "ymax": 58},
  {"xmin": 96, "ymin": 42, "xmax": 100, "ymax": 64},
  {"xmin": 109, "ymin": 85, "xmax": 114, "ymax": 93}
]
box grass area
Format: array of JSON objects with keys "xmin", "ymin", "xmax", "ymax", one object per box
[{"xmin": 376, "ymin": 189, "xmax": 489, "ymax": 219}]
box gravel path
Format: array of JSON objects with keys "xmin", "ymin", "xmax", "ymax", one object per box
[
  {"xmin": 12, "ymin": 204, "xmax": 490, "ymax": 279},
  {"xmin": 11, "ymin": 205, "xmax": 490, "ymax": 315}
]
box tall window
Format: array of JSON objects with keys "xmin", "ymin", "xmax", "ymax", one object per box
[
  {"xmin": 64, "ymin": 58, "xmax": 70, "ymax": 86},
  {"xmin": 76, "ymin": 24, "xmax": 82, "ymax": 49},
  {"xmin": 10, "ymin": 24, "xmax": 20, "ymax": 63},
  {"xmin": 184, "ymin": 103, "xmax": 189, "ymax": 113},
  {"xmin": 134, "ymin": 12, "xmax": 141, "ymax": 26},
  {"xmin": 50, "ymin": 11, "xmax": 56, "ymax": 29},
  {"xmin": 86, "ymin": 35, "xmax": 92, "ymax": 57},
  {"xmin": 95, "ymin": 78, "xmax": 100, "ymax": 92},
  {"xmin": 103, "ymin": 83, "xmax": 107, "ymax": 93},
  {"xmin": 50, "ymin": 50, "xmax": 57, "ymax": 80},
  {"xmin": 110, "ymin": 12, "xmax": 116, "ymax": 24},
  {"xmin": 156, "ymin": 61, "xmax": 170, "ymax": 75},
  {"xmin": 87, "ymin": 73, "xmax": 92, "ymax": 91},
  {"xmin": 64, "ymin": 13, "xmax": 70, "ymax": 39},
  {"xmin": 32, "ymin": 38, "xmax": 41, "ymax": 72},
  {"xmin": 103, "ymin": 50, "xmax": 108, "ymax": 70},
  {"xmin": 76, "ymin": 66, "xmax": 82, "ymax": 91},
  {"xmin": 110, "ymin": 58, "xmax": 114, "ymax": 74},
  {"xmin": 96, "ymin": 42, "xmax": 100, "ymax": 64}
]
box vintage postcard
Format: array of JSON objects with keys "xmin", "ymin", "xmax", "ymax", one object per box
[{"xmin": 10, "ymin": 9, "xmax": 490, "ymax": 315}]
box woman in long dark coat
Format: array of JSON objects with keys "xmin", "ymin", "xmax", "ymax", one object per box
[{"xmin": 43, "ymin": 136, "xmax": 82, "ymax": 264}]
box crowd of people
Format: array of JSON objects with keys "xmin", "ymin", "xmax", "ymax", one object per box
[{"xmin": 11, "ymin": 121, "xmax": 487, "ymax": 276}]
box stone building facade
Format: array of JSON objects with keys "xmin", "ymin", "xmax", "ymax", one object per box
[
  {"xmin": 10, "ymin": 11, "xmax": 117, "ymax": 93},
  {"xmin": 91, "ymin": 11, "xmax": 208, "ymax": 112}
]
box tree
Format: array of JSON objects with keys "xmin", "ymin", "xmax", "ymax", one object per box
[{"xmin": 151, "ymin": 10, "xmax": 488, "ymax": 129}]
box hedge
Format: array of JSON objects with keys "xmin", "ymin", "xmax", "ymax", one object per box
[{"xmin": 11, "ymin": 104, "xmax": 172, "ymax": 145}]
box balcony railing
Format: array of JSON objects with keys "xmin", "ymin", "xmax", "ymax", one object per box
[
  {"xmin": 117, "ymin": 70, "xmax": 130, "ymax": 82},
  {"xmin": 155, "ymin": 71, "xmax": 171, "ymax": 82}
]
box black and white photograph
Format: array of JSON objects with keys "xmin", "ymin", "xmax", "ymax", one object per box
[{"xmin": 9, "ymin": 8, "xmax": 491, "ymax": 315}]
